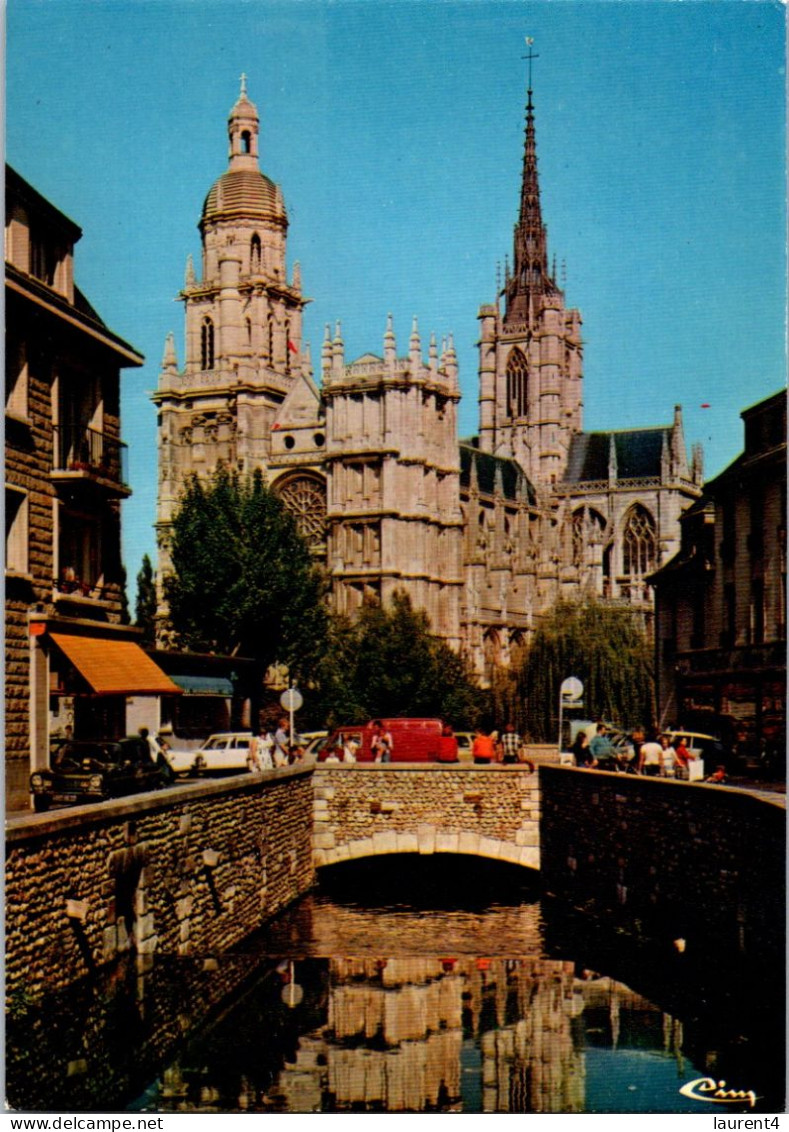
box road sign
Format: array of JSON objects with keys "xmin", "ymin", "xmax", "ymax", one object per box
[
  {"xmin": 560, "ymin": 676, "xmax": 584, "ymax": 701},
  {"xmin": 280, "ymin": 687, "xmax": 303, "ymax": 712}
]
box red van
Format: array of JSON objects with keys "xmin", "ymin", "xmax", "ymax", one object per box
[{"xmin": 317, "ymin": 718, "xmax": 444, "ymax": 763}]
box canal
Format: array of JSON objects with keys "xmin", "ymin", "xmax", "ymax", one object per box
[{"xmin": 6, "ymin": 855, "xmax": 785, "ymax": 1114}]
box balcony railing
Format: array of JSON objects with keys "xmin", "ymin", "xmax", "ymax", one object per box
[{"xmin": 52, "ymin": 425, "xmax": 129, "ymax": 491}]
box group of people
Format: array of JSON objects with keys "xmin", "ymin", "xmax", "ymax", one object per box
[
  {"xmin": 462, "ymin": 723, "xmax": 535, "ymax": 770},
  {"xmin": 248, "ymin": 717, "xmax": 302, "ymax": 770},
  {"xmin": 570, "ymin": 723, "xmax": 711, "ymax": 780}
]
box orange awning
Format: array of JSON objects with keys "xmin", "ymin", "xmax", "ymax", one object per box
[{"xmin": 49, "ymin": 633, "xmax": 182, "ymax": 696}]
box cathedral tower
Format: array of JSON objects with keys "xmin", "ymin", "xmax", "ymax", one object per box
[
  {"xmin": 323, "ymin": 316, "xmax": 464, "ymax": 647},
  {"xmin": 478, "ymin": 74, "xmax": 583, "ymax": 489},
  {"xmin": 154, "ymin": 78, "xmax": 314, "ymax": 577}
]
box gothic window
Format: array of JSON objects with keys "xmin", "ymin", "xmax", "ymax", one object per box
[
  {"xmin": 571, "ymin": 508, "xmax": 607, "ymax": 567},
  {"xmin": 250, "ymin": 233, "xmax": 261, "ymax": 273},
  {"xmin": 506, "ymin": 348, "xmax": 528, "ymax": 419},
  {"xmin": 201, "ymin": 317, "xmax": 215, "ymax": 370},
  {"xmin": 622, "ymin": 504, "xmax": 656, "ymax": 578},
  {"xmin": 275, "ymin": 475, "xmax": 326, "ymax": 548}
]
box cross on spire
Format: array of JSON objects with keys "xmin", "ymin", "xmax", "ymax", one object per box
[{"xmin": 522, "ymin": 37, "xmax": 539, "ymax": 90}]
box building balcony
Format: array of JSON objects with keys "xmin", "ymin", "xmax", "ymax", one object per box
[{"xmin": 51, "ymin": 425, "xmax": 130, "ymax": 496}]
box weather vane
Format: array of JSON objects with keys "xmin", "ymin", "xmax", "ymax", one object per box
[{"xmin": 522, "ymin": 37, "xmax": 539, "ymax": 90}]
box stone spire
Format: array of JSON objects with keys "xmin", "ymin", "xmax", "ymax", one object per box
[
  {"xmin": 384, "ymin": 312, "xmax": 396, "ymax": 371},
  {"xmin": 504, "ymin": 78, "xmax": 555, "ymax": 325},
  {"xmin": 162, "ymin": 331, "xmax": 178, "ymax": 371}
]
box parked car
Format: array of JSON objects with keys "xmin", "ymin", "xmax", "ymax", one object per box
[
  {"xmin": 30, "ymin": 736, "xmax": 168, "ymax": 812},
  {"xmin": 665, "ymin": 730, "xmax": 725, "ymax": 777},
  {"xmin": 317, "ymin": 719, "xmax": 444, "ymax": 763},
  {"xmin": 165, "ymin": 732, "xmax": 256, "ymax": 776}
]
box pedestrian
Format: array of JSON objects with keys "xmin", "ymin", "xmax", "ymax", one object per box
[
  {"xmin": 499, "ymin": 722, "xmax": 522, "ymax": 765},
  {"xmin": 472, "ymin": 727, "xmax": 496, "ymax": 765},
  {"xmin": 437, "ymin": 723, "xmax": 459, "ymax": 764},
  {"xmin": 342, "ymin": 735, "xmax": 358, "ymax": 763},
  {"xmin": 371, "ymin": 720, "xmax": 394, "ymax": 763},
  {"xmin": 571, "ymin": 730, "xmax": 595, "ymax": 768},
  {"xmin": 273, "ymin": 717, "xmax": 289, "ymax": 767},
  {"xmin": 659, "ymin": 733, "xmax": 676, "ymax": 777},
  {"xmin": 638, "ymin": 734, "xmax": 664, "ymax": 776},
  {"xmin": 588, "ymin": 722, "xmax": 614, "ymax": 769},
  {"xmin": 673, "ymin": 736, "xmax": 691, "ymax": 780}
]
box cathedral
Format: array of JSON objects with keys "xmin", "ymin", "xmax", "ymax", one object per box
[{"xmin": 154, "ymin": 76, "xmax": 703, "ymax": 678}]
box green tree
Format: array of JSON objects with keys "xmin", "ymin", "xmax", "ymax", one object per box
[
  {"xmin": 516, "ymin": 599, "xmax": 655, "ymax": 742},
  {"xmin": 163, "ymin": 464, "xmax": 327, "ymax": 680},
  {"xmin": 309, "ymin": 591, "xmax": 489, "ymax": 729},
  {"xmin": 134, "ymin": 553, "xmax": 157, "ymax": 643}
]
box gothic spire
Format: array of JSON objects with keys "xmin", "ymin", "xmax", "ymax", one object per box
[{"xmin": 504, "ymin": 62, "xmax": 556, "ymax": 325}]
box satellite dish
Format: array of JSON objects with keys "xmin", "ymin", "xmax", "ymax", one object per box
[{"xmin": 560, "ymin": 677, "xmax": 584, "ymax": 701}]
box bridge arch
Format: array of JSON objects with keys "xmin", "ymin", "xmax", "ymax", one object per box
[{"xmin": 312, "ymin": 764, "xmax": 541, "ymax": 872}]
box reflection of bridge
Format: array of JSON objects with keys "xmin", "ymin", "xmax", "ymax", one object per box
[{"xmin": 312, "ymin": 765, "xmax": 541, "ymax": 871}]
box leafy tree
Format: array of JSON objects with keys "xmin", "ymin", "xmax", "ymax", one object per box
[
  {"xmin": 163, "ymin": 464, "xmax": 327, "ymax": 680},
  {"xmin": 515, "ymin": 599, "xmax": 655, "ymax": 742},
  {"xmin": 134, "ymin": 553, "xmax": 157, "ymax": 643},
  {"xmin": 308, "ymin": 591, "xmax": 489, "ymax": 729}
]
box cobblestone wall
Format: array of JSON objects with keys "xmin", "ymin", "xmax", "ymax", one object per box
[
  {"xmin": 5, "ymin": 767, "xmax": 315, "ymax": 1002},
  {"xmin": 539, "ymin": 766, "xmax": 786, "ymax": 962},
  {"xmin": 312, "ymin": 765, "xmax": 541, "ymax": 871}
]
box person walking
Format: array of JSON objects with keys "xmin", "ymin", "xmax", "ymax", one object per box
[{"xmin": 273, "ymin": 717, "xmax": 290, "ymax": 767}]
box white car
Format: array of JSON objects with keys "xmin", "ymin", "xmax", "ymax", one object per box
[{"xmin": 164, "ymin": 732, "xmax": 255, "ymax": 776}]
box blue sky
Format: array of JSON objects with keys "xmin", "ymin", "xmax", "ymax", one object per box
[{"xmin": 6, "ymin": 0, "xmax": 786, "ymax": 588}]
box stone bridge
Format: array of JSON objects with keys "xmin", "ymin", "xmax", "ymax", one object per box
[{"xmin": 312, "ymin": 764, "xmax": 541, "ymax": 871}]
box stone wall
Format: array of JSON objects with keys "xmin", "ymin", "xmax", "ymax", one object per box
[
  {"xmin": 5, "ymin": 766, "xmax": 315, "ymax": 1002},
  {"xmin": 540, "ymin": 766, "xmax": 786, "ymax": 962},
  {"xmin": 312, "ymin": 764, "xmax": 540, "ymax": 871}
]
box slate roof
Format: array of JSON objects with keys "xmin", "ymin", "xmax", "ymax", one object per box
[
  {"xmin": 459, "ymin": 442, "xmax": 536, "ymax": 504},
  {"xmin": 563, "ymin": 428, "xmax": 668, "ymax": 484}
]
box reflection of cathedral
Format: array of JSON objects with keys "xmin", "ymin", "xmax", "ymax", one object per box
[{"xmin": 154, "ymin": 75, "xmax": 702, "ymax": 674}]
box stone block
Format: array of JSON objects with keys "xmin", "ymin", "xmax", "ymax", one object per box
[
  {"xmin": 313, "ymin": 849, "xmax": 328, "ymax": 868},
  {"xmin": 102, "ymin": 926, "xmax": 117, "ymax": 962},
  {"xmin": 138, "ymin": 933, "xmax": 158, "ymax": 955},
  {"xmin": 137, "ymin": 912, "xmax": 156, "ymax": 940},
  {"xmin": 417, "ymin": 825, "xmax": 436, "ymax": 854},
  {"xmin": 499, "ymin": 843, "xmax": 523, "ymax": 865},
  {"xmin": 313, "ymin": 831, "xmax": 336, "ymax": 850},
  {"xmin": 478, "ymin": 837, "xmax": 502, "ymax": 859},
  {"xmin": 520, "ymin": 847, "xmax": 540, "ymax": 869},
  {"xmin": 435, "ymin": 831, "xmax": 460, "ymax": 854},
  {"xmin": 372, "ymin": 831, "xmax": 398, "ymax": 854},
  {"xmin": 517, "ymin": 825, "xmax": 539, "ymax": 847},
  {"xmin": 396, "ymin": 832, "xmax": 419, "ymax": 854},
  {"xmin": 313, "ymin": 800, "xmax": 329, "ymax": 815},
  {"xmin": 458, "ymin": 831, "xmax": 480, "ymax": 856},
  {"xmin": 348, "ymin": 838, "xmax": 374, "ymax": 859},
  {"xmin": 175, "ymin": 895, "xmax": 194, "ymax": 921}
]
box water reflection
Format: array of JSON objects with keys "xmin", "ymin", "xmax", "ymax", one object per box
[{"xmin": 6, "ymin": 856, "xmax": 784, "ymax": 1114}]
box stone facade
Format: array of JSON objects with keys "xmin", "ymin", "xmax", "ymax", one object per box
[
  {"xmin": 5, "ymin": 765, "xmax": 314, "ymax": 1003},
  {"xmin": 154, "ymin": 76, "xmax": 702, "ymax": 677},
  {"xmin": 650, "ymin": 390, "xmax": 786, "ymax": 755},
  {"xmin": 4, "ymin": 167, "xmax": 179, "ymax": 812},
  {"xmin": 312, "ymin": 764, "xmax": 541, "ymax": 871}
]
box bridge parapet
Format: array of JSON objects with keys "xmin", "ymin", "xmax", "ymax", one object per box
[{"xmin": 312, "ymin": 764, "xmax": 541, "ymax": 871}]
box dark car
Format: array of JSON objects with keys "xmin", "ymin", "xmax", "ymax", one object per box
[{"xmin": 30, "ymin": 737, "xmax": 169, "ymax": 812}]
